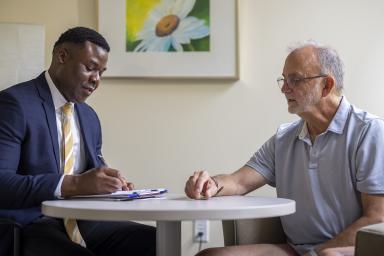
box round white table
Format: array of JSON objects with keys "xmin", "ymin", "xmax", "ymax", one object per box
[{"xmin": 42, "ymin": 194, "xmax": 295, "ymax": 256}]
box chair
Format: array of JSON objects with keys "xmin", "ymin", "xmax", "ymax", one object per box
[
  {"xmin": 355, "ymin": 222, "xmax": 384, "ymax": 256},
  {"xmin": 222, "ymin": 218, "xmax": 384, "ymax": 256},
  {"xmin": 0, "ymin": 218, "xmax": 21, "ymax": 256},
  {"xmin": 222, "ymin": 217, "xmax": 285, "ymax": 246}
]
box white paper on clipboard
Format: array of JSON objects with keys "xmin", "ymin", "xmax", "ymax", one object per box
[{"xmin": 67, "ymin": 188, "xmax": 168, "ymax": 201}]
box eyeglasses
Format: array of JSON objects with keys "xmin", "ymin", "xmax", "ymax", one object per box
[{"xmin": 277, "ymin": 75, "xmax": 327, "ymax": 89}]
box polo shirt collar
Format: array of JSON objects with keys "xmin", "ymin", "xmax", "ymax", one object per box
[
  {"xmin": 327, "ymin": 96, "xmax": 350, "ymax": 134},
  {"xmin": 297, "ymin": 96, "xmax": 350, "ymax": 139},
  {"xmin": 297, "ymin": 120, "xmax": 308, "ymax": 140}
]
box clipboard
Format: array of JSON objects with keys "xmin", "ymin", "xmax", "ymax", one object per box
[{"xmin": 67, "ymin": 188, "xmax": 168, "ymax": 201}]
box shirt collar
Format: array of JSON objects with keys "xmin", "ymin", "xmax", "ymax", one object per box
[
  {"xmin": 326, "ymin": 96, "xmax": 350, "ymax": 134},
  {"xmin": 44, "ymin": 71, "xmax": 72, "ymax": 111},
  {"xmin": 298, "ymin": 120, "xmax": 308, "ymax": 140},
  {"xmin": 297, "ymin": 96, "xmax": 350, "ymax": 139}
]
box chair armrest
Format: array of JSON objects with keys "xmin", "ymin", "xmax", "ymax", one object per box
[
  {"xmin": 355, "ymin": 222, "xmax": 384, "ymax": 256},
  {"xmin": 0, "ymin": 218, "xmax": 21, "ymax": 227},
  {"xmin": 222, "ymin": 217, "xmax": 286, "ymax": 246}
]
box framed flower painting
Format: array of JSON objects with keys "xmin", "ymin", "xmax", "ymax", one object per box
[{"xmin": 98, "ymin": 0, "xmax": 238, "ymax": 79}]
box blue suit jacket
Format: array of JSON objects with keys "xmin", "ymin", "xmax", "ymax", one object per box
[{"xmin": 0, "ymin": 72, "xmax": 103, "ymax": 225}]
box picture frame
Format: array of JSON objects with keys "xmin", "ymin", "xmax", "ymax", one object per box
[{"xmin": 98, "ymin": 0, "xmax": 238, "ymax": 79}]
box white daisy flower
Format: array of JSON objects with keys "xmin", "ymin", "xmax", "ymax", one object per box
[{"xmin": 134, "ymin": 0, "xmax": 210, "ymax": 52}]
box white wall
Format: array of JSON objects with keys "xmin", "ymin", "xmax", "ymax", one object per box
[
  {"xmin": 0, "ymin": 23, "xmax": 44, "ymax": 90},
  {"xmin": 1, "ymin": 0, "xmax": 384, "ymax": 255}
]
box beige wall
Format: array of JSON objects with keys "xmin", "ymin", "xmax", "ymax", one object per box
[{"xmin": 1, "ymin": 0, "xmax": 384, "ymax": 255}]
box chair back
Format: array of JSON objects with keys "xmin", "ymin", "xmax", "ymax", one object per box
[
  {"xmin": 355, "ymin": 222, "xmax": 384, "ymax": 256},
  {"xmin": 222, "ymin": 217, "xmax": 286, "ymax": 246}
]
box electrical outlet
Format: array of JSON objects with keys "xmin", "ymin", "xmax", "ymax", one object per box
[{"xmin": 194, "ymin": 220, "xmax": 209, "ymax": 242}]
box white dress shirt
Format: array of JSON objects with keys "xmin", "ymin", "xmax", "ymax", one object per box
[{"xmin": 45, "ymin": 71, "xmax": 86, "ymax": 197}]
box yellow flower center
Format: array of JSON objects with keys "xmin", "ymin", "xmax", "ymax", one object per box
[{"xmin": 155, "ymin": 15, "xmax": 180, "ymax": 37}]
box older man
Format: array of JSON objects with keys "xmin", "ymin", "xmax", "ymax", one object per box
[{"xmin": 185, "ymin": 42, "xmax": 384, "ymax": 256}]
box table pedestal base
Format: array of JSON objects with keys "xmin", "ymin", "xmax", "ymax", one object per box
[{"xmin": 156, "ymin": 221, "xmax": 181, "ymax": 256}]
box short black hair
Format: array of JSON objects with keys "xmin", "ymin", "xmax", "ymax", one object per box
[{"xmin": 54, "ymin": 27, "xmax": 110, "ymax": 52}]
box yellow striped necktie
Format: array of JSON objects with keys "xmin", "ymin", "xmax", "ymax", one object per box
[
  {"xmin": 61, "ymin": 103, "xmax": 86, "ymax": 247},
  {"xmin": 62, "ymin": 103, "xmax": 74, "ymax": 175}
]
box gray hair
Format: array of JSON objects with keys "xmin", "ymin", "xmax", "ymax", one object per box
[{"xmin": 288, "ymin": 40, "xmax": 345, "ymax": 93}]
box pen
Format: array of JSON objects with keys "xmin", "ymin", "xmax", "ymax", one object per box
[
  {"xmin": 97, "ymin": 154, "xmax": 127, "ymax": 191},
  {"xmin": 97, "ymin": 154, "xmax": 108, "ymax": 167}
]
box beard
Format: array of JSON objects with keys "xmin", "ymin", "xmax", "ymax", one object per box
[{"xmin": 288, "ymin": 89, "xmax": 321, "ymax": 114}]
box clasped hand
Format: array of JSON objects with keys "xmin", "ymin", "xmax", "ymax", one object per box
[{"xmin": 185, "ymin": 170, "xmax": 219, "ymax": 199}]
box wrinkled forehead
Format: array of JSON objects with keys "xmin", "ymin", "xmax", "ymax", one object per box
[{"xmin": 283, "ymin": 47, "xmax": 321, "ymax": 76}]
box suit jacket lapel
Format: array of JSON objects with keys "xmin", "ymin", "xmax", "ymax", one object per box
[{"xmin": 35, "ymin": 73, "xmax": 60, "ymax": 172}]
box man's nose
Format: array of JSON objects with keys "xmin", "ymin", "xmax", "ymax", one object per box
[
  {"xmin": 280, "ymin": 81, "xmax": 292, "ymax": 93},
  {"xmin": 90, "ymin": 72, "xmax": 100, "ymax": 83}
]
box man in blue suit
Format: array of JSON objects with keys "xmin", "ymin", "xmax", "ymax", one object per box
[{"xmin": 0, "ymin": 27, "xmax": 155, "ymax": 256}]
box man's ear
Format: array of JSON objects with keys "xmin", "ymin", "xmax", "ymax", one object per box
[
  {"xmin": 55, "ymin": 47, "xmax": 69, "ymax": 64},
  {"xmin": 322, "ymin": 76, "xmax": 335, "ymax": 97}
]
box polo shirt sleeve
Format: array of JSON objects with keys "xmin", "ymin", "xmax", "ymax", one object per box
[
  {"xmin": 246, "ymin": 134, "xmax": 276, "ymax": 187},
  {"xmin": 356, "ymin": 119, "xmax": 384, "ymax": 194}
]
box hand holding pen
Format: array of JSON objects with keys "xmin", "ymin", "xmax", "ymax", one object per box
[
  {"xmin": 97, "ymin": 154, "xmax": 134, "ymax": 191},
  {"xmin": 61, "ymin": 155, "xmax": 134, "ymax": 197}
]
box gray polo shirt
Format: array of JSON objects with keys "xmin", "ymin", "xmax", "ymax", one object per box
[{"xmin": 246, "ymin": 97, "xmax": 384, "ymax": 254}]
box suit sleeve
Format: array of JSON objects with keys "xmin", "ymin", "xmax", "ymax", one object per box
[{"xmin": 0, "ymin": 91, "xmax": 61, "ymax": 209}]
